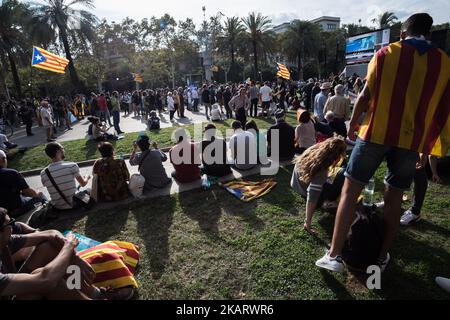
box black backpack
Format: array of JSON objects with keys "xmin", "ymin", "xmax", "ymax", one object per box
[
  {"xmin": 342, "ymin": 205, "xmax": 384, "ymax": 272},
  {"xmin": 149, "ymin": 117, "xmax": 160, "ymax": 130}
]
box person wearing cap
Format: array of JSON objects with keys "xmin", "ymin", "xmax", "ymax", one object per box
[
  {"xmin": 323, "ymin": 84, "xmax": 351, "ymax": 122},
  {"xmin": 267, "ymin": 109, "xmax": 296, "ymax": 161},
  {"xmin": 313, "ymin": 82, "xmax": 331, "ymax": 122},
  {"xmin": 130, "ymin": 134, "xmax": 171, "ymax": 190},
  {"xmin": 201, "ymin": 124, "xmax": 232, "ymax": 177}
]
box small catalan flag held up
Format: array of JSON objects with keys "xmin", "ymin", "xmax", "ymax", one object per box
[
  {"xmin": 31, "ymin": 46, "xmax": 69, "ymax": 74},
  {"xmin": 276, "ymin": 62, "xmax": 291, "ymax": 80},
  {"xmin": 132, "ymin": 73, "xmax": 143, "ymax": 83}
]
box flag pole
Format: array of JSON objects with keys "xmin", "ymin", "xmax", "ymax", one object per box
[{"xmin": 30, "ymin": 64, "xmax": 33, "ymax": 98}]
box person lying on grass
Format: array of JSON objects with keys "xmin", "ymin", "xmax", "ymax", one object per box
[{"xmin": 290, "ymin": 137, "xmax": 347, "ymax": 236}]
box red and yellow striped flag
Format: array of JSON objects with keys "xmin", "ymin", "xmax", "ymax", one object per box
[
  {"xmin": 31, "ymin": 46, "xmax": 69, "ymax": 74},
  {"xmin": 132, "ymin": 73, "xmax": 143, "ymax": 83},
  {"xmin": 276, "ymin": 62, "xmax": 291, "ymax": 80},
  {"xmin": 359, "ymin": 40, "xmax": 450, "ymax": 157}
]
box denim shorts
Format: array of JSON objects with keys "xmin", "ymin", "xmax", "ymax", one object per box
[{"xmin": 345, "ymin": 138, "xmax": 419, "ymax": 190}]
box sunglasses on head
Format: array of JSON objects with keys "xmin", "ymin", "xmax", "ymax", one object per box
[{"xmin": 0, "ymin": 218, "xmax": 15, "ymax": 232}]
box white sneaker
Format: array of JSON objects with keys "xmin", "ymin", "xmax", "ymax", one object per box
[
  {"xmin": 377, "ymin": 253, "xmax": 391, "ymax": 272},
  {"xmin": 400, "ymin": 210, "xmax": 421, "ymax": 226},
  {"xmin": 436, "ymin": 277, "xmax": 450, "ymax": 293},
  {"xmin": 316, "ymin": 251, "xmax": 345, "ymax": 273}
]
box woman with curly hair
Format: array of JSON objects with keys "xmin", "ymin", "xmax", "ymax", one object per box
[{"xmin": 291, "ymin": 137, "xmax": 347, "ymax": 235}]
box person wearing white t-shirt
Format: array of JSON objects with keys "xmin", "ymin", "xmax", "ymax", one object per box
[
  {"xmin": 40, "ymin": 100, "xmax": 55, "ymax": 142},
  {"xmin": 167, "ymin": 92, "xmax": 175, "ymax": 121},
  {"xmin": 41, "ymin": 142, "xmax": 91, "ymax": 211},
  {"xmin": 229, "ymin": 121, "xmax": 257, "ymax": 171},
  {"xmin": 259, "ymin": 82, "xmax": 273, "ymax": 117}
]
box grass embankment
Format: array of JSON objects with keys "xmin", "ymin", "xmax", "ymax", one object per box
[{"xmin": 46, "ymin": 164, "xmax": 450, "ymax": 299}]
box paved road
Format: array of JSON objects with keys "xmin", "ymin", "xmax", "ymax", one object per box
[{"xmin": 9, "ymin": 106, "xmax": 211, "ymax": 149}]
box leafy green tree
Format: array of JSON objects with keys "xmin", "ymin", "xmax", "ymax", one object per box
[
  {"xmin": 242, "ymin": 12, "xmax": 274, "ymax": 80},
  {"xmin": 281, "ymin": 20, "xmax": 321, "ymax": 80},
  {"xmin": 33, "ymin": 0, "xmax": 98, "ymax": 92},
  {"xmin": 378, "ymin": 11, "xmax": 398, "ymax": 29}
]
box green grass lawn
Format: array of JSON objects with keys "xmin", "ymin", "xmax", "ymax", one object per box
[
  {"xmin": 9, "ymin": 112, "xmax": 299, "ymax": 172},
  {"xmin": 45, "ymin": 165, "xmax": 450, "ymax": 300}
]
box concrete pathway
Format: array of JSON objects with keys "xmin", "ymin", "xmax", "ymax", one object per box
[{"xmin": 9, "ymin": 106, "xmax": 211, "ymax": 149}]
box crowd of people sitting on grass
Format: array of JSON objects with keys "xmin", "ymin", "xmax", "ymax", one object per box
[{"xmin": 0, "ymin": 13, "xmax": 449, "ymax": 299}]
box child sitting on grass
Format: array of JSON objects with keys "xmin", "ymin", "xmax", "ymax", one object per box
[
  {"xmin": 291, "ymin": 137, "xmax": 347, "ymax": 235},
  {"xmin": 148, "ymin": 111, "xmax": 161, "ymax": 130}
]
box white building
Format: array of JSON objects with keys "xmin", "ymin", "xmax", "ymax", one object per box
[
  {"xmin": 310, "ymin": 16, "xmax": 341, "ymax": 32},
  {"xmin": 271, "ymin": 16, "xmax": 341, "ymax": 35},
  {"xmin": 272, "ymin": 22, "xmax": 294, "ymax": 35}
]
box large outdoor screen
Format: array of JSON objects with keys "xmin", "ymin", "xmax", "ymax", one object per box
[{"xmin": 345, "ymin": 29, "xmax": 390, "ymax": 65}]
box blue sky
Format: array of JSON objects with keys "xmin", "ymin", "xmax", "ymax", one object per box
[{"xmin": 87, "ymin": 0, "xmax": 449, "ymax": 26}]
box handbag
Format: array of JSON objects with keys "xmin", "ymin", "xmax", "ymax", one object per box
[{"xmin": 128, "ymin": 151, "xmax": 151, "ymax": 198}]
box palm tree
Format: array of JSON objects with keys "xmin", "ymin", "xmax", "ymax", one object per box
[
  {"xmin": 242, "ymin": 12, "xmax": 273, "ymax": 80},
  {"xmin": 378, "ymin": 11, "xmax": 398, "ymax": 29},
  {"xmin": 0, "ymin": 0, "xmax": 31, "ymax": 98},
  {"xmin": 222, "ymin": 17, "xmax": 245, "ymax": 67},
  {"xmin": 282, "ymin": 20, "xmax": 320, "ymax": 80},
  {"xmin": 33, "ymin": 0, "xmax": 98, "ymax": 92},
  {"xmin": 216, "ymin": 17, "xmax": 245, "ymax": 80}
]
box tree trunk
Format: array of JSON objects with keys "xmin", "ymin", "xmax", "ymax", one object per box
[
  {"xmin": 252, "ymin": 39, "xmax": 258, "ymax": 81},
  {"xmin": 230, "ymin": 44, "xmax": 235, "ymax": 67},
  {"xmin": 297, "ymin": 53, "xmax": 302, "ymax": 81},
  {"xmin": 0, "ymin": 52, "xmax": 10, "ymax": 100},
  {"xmin": 6, "ymin": 50, "xmax": 22, "ymax": 98},
  {"xmin": 59, "ymin": 25, "xmax": 84, "ymax": 93}
]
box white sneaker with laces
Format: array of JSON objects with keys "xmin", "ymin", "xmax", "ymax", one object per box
[
  {"xmin": 316, "ymin": 251, "xmax": 345, "ymax": 273},
  {"xmin": 400, "ymin": 210, "xmax": 421, "ymax": 226},
  {"xmin": 377, "ymin": 253, "xmax": 391, "ymax": 272}
]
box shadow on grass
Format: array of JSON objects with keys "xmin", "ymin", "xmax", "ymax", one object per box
[
  {"xmin": 84, "ymin": 140, "xmax": 100, "ymax": 159},
  {"xmin": 317, "ymin": 214, "xmax": 450, "ymax": 299},
  {"xmin": 132, "ymin": 196, "xmax": 176, "ymax": 280},
  {"xmin": 177, "ymin": 185, "xmax": 265, "ymax": 239},
  {"xmin": 319, "ymin": 270, "xmax": 355, "ymax": 300},
  {"xmin": 84, "ymin": 204, "xmax": 130, "ymax": 241},
  {"xmin": 178, "ymin": 187, "xmax": 222, "ymax": 239},
  {"xmin": 260, "ymin": 165, "xmax": 304, "ymax": 215},
  {"xmin": 407, "ymin": 219, "xmax": 450, "ymax": 238}
]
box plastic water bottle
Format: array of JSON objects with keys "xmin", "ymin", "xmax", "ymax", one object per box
[
  {"xmin": 363, "ymin": 177, "xmax": 375, "ymax": 206},
  {"xmin": 201, "ymin": 174, "xmax": 211, "ymax": 191}
]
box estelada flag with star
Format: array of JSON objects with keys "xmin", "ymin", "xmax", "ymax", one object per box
[
  {"xmin": 31, "ymin": 46, "xmax": 69, "ymax": 74},
  {"xmin": 131, "ymin": 73, "xmax": 143, "ymax": 83},
  {"xmin": 276, "ymin": 62, "xmax": 291, "ymax": 80}
]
